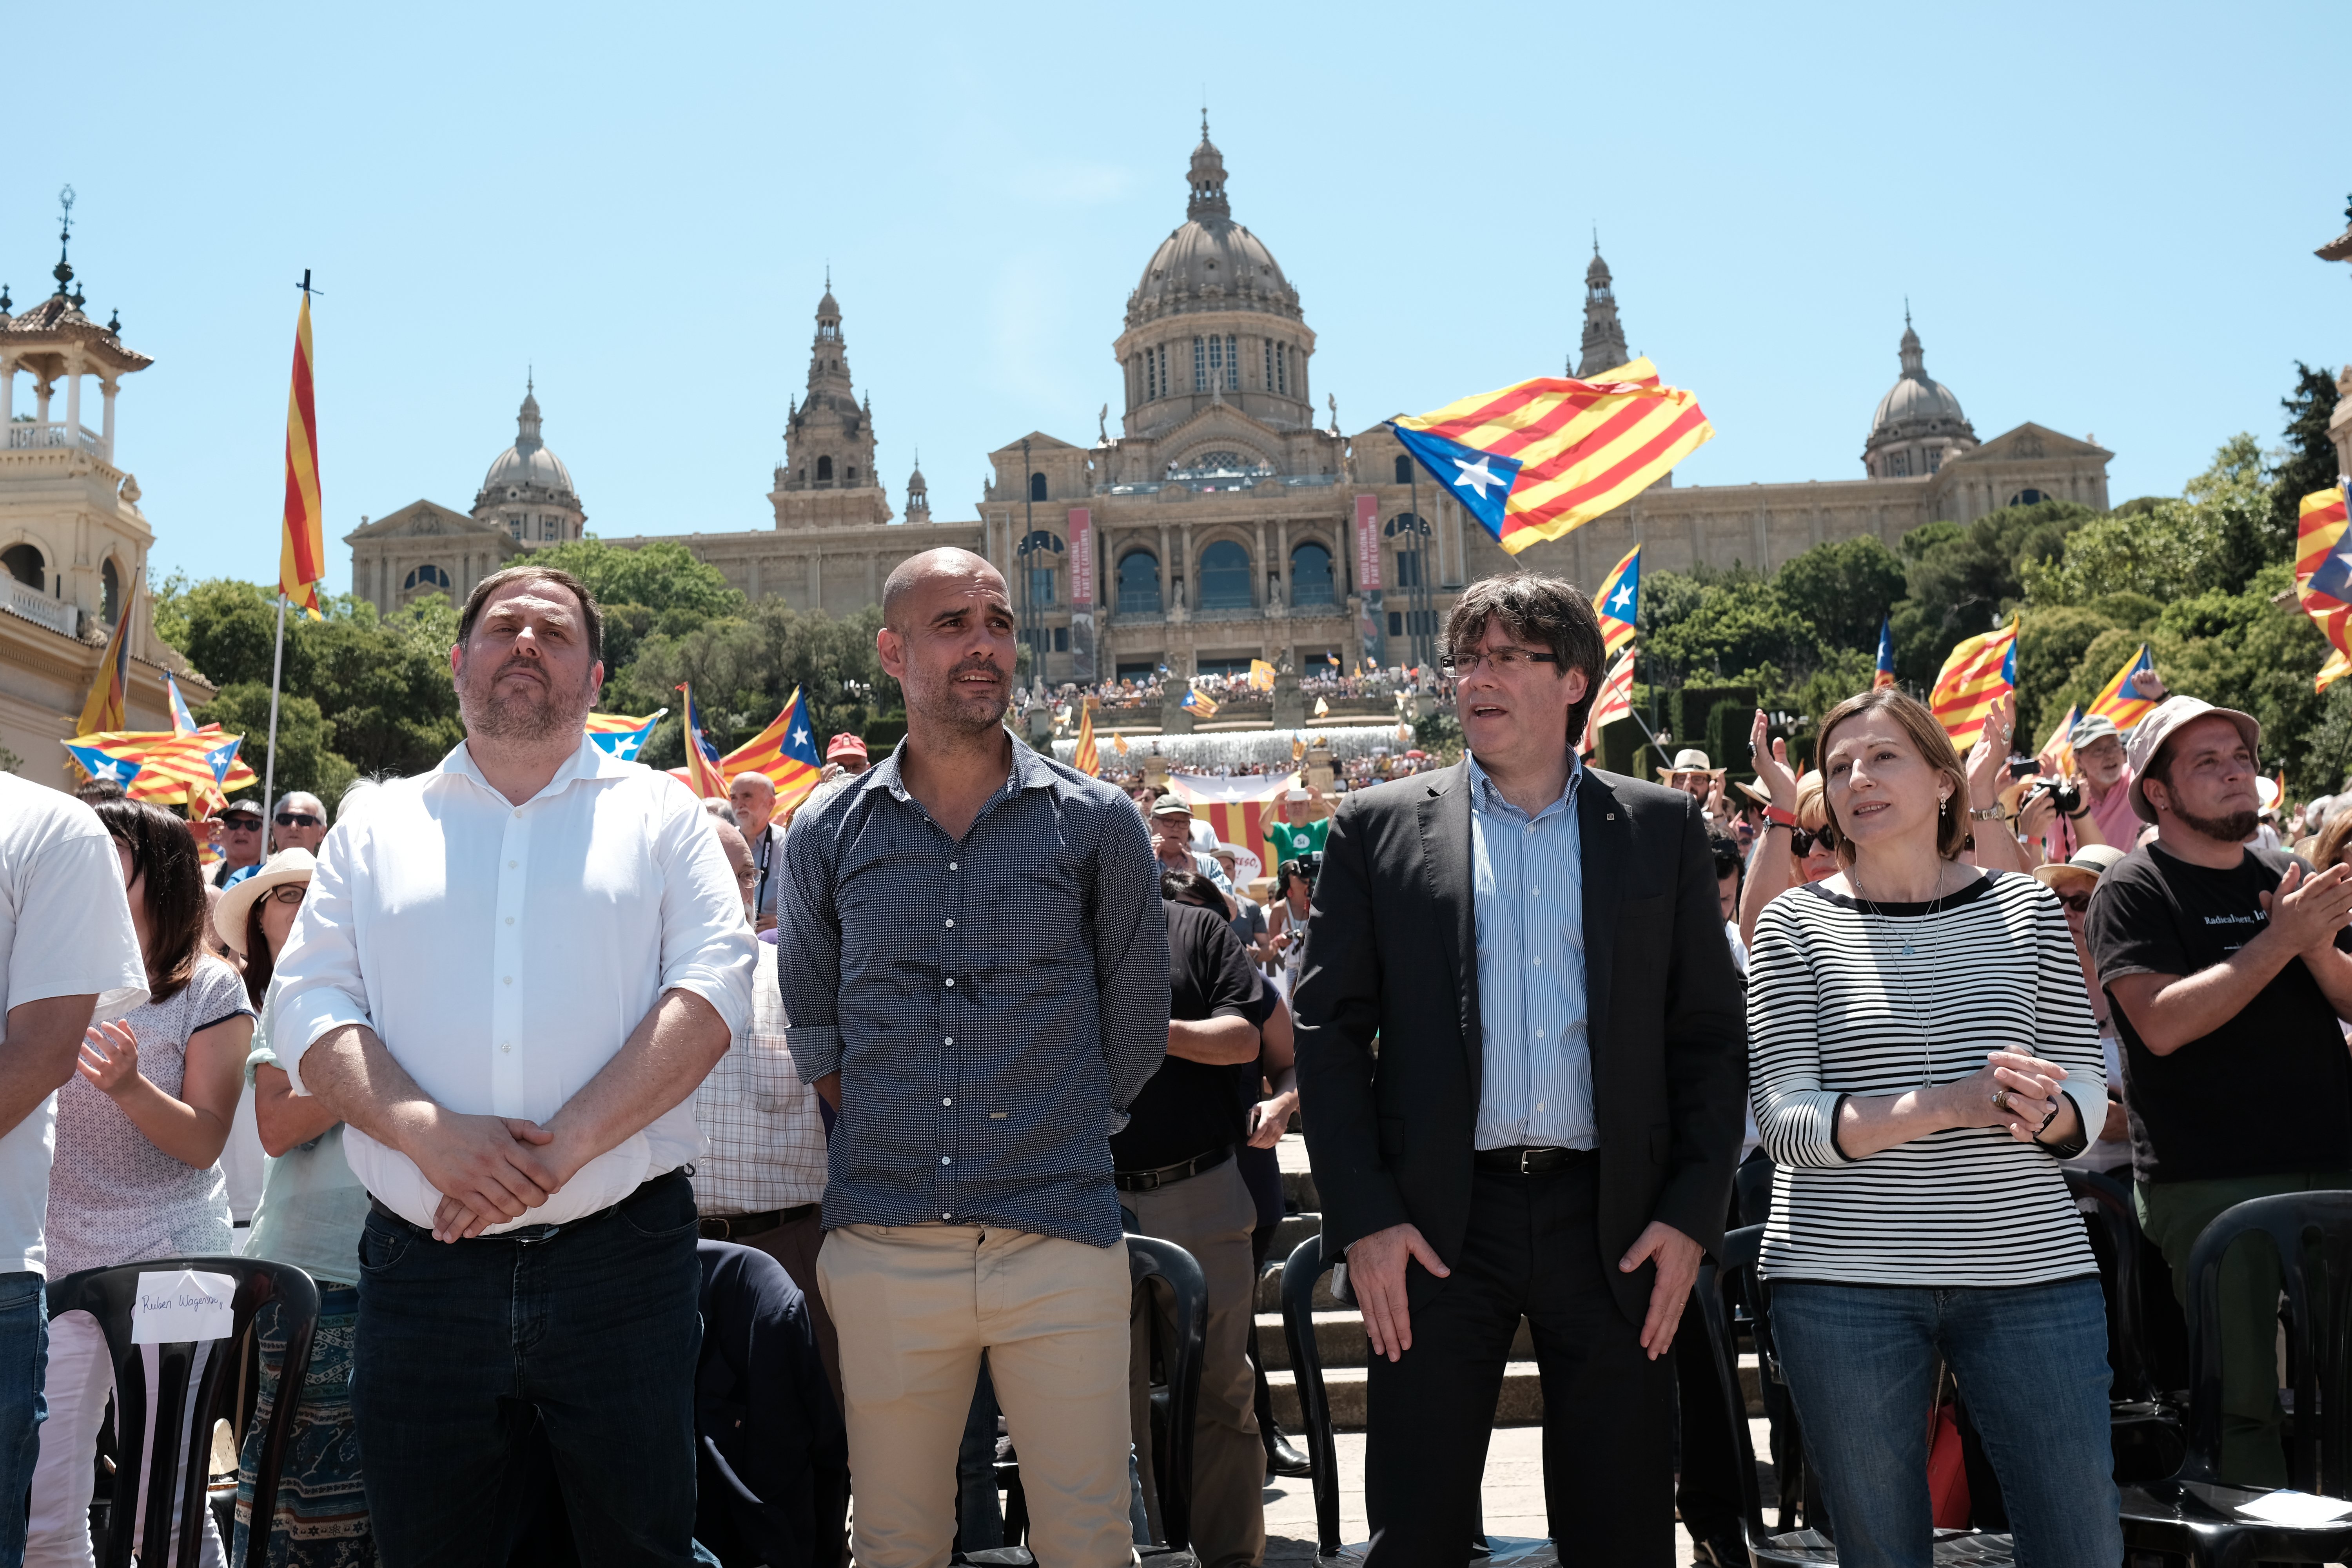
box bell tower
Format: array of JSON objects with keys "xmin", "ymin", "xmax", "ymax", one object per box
[{"xmin": 770, "ymin": 274, "xmax": 890, "ymax": 530}]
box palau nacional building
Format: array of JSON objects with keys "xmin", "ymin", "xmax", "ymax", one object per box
[{"xmin": 343, "ymin": 124, "xmax": 2115, "ymax": 702}]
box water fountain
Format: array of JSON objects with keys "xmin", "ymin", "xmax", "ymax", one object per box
[{"xmin": 1052, "ymin": 723, "xmax": 1412, "ymax": 772}]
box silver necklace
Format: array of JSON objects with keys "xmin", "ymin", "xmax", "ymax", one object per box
[{"xmin": 1850, "ymin": 860, "xmax": 1954, "ymax": 1087}]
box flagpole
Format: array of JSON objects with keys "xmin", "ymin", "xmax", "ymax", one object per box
[{"xmin": 261, "ymin": 591, "xmax": 287, "ymax": 820}]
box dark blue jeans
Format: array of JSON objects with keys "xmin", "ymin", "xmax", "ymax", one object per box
[
  {"xmin": 0, "ymin": 1272, "xmax": 45, "ymax": 1568},
  {"xmin": 1772, "ymin": 1276, "xmax": 2122, "ymax": 1568},
  {"xmin": 352, "ymin": 1172, "xmax": 703, "ymax": 1567}
]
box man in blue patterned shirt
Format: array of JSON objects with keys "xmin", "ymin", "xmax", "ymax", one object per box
[{"xmin": 780, "ymin": 547, "xmax": 1168, "ymax": 1568}]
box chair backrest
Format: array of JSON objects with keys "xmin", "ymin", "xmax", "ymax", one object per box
[
  {"xmin": 46, "ymin": 1257, "xmax": 321, "ymax": 1568},
  {"xmin": 1733, "ymin": 1157, "xmax": 1775, "ymax": 1231},
  {"xmin": 2063, "ymin": 1167, "xmax": 2158, "ymax": 1403},
  {"xmin": 1277, "ymin": 1232, "xmax": 1346, "ymax": 1556},
  {"xmin": 2177, "ymin": 1191, "xmax": 2352, "ymax": 1492},
  {"xmin": 1701, "ymin": 1226, "xmax": 1778, "ymax": 1549},
  {"xmin": 1127, "ymin": 1234, "xmax": 1207, "ymax": 1555}
]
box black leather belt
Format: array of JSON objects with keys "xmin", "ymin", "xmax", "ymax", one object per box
[
  {"xmin": 697, "ymin": 1203, "xmax": 818, "ymax": 1241},
  {"xmin": 1114, "ymin": 1143, "xmax": 1234, "ymax": 1193},
  {"xmin": 367, "ymin": 1171, "xmax": 682, "ymax": 1243},
  {"xmin": 1474, "ymin": 1145, "xmax": 1592, "ymax": 1176}
]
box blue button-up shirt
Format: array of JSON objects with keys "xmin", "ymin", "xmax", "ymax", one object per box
[
  {"xmin": 777, "ymin": 739, "xmax": 1170, "ymax": 1246},
  {"xmin": 1466, "ymin": 751, "xmax": 1594, "ymax": 1151}
]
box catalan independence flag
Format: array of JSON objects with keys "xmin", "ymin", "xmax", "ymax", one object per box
[
  {"xmin": 1579, "ymin": 649, "xmax": 1636, "ymax": 757},
  {"xmin": 586, "ymin": 709, "xmax": 666, "ymax": 762},
  {"xmin": 2295, "ymin": 486, "xmax": 2352, "ymax": 693},
  {"xmin": 2084, "ymin": 644, "xmax": 2160, "ymax": 732},
  {"xmin": 1874, "ymin": 617, "xmax": 1897, "ymax": 690},
  {"xmin": 723, "ymin": 688, "xmax": 824, "ymax": 810},
  {"xmin": 74, "ymin": 577, "xmax": 136, "ymax": 736},
  {"xmin": 1929, "ymin": 619, "xmax": 2017, "ymax": 749},
  {"xmin": 675, "ymin": 684, "xmax": 729, "ymax": 799},
  {"xmin": 1071, "ymin": 706, "xmax": 1101, "ymax": 777},
  {"xmin": 1183, "ymin": 686, "xmax": 1220, "ymax": 720},
  {"xmin": 163, "ymin": 670, "xmax": 200, "ymax": 736},
  {"xmin": 1592, "ymin": 545, "xmax": 1639, "ymax": 660},
  {"xmin": 1389, "ymin": 357, "xmax": 1714, "ymax": 555},
  {"xmin": 2038, "ymin": 703, "xmax": 2080, "ymax": 779},
  {"xmin": 280, "ymin": 290, "xmax": 325, "ymax": 619}
]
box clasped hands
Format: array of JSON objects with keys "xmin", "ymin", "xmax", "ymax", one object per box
[{"xmin": 411, "ymin": 1111, "xmax": 586, "ymax": 1243}]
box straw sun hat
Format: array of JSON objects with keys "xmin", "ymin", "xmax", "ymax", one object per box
[{"xmin": 212, "ymin": 848, "xmax": 317, "ymax": 956}]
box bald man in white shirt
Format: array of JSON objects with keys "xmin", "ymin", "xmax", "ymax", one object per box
[{"xmin": 274, "ymin": 565, "xmax": 755, "ymax": 1567}]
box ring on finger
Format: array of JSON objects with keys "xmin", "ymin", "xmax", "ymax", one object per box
[{"xmin": 1992, "ymin": 1088, "xmax": 2011, "ymax": 1112}]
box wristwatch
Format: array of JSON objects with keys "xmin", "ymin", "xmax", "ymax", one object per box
[{"xmin": 1969, "ymin": 804, "xmax": 2006, "ymax": 822}]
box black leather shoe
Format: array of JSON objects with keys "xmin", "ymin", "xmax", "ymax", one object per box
[
  {"xmin": 1690, "ymin": 1535, "xmax": 1746, "ymax": 1566},
  {"xmin": 1263, "ymin": 1428, "xmax": 1313, "ymax": 1478}
]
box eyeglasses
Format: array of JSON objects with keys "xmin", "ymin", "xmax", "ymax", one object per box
[
  {"xmin": 265, "ymin": 884, "xmax": 307, "ymax": 907},
  {"xmin": 2059, "ymin": 891, "xmax": 2092, "ymax": 914},
  {"xmin": 1437, "ymin": 647, "xmax": 1558, "ymax": 676},
  {"xmin": 274, "ymin": 813, "xmax": 322, "ymax": 828},
  {"xmin": 1789, "ymin": 828, "xmax": 1828, "ymax": 857},
  {"xmin": 219, "ymin": 820, "xmax": 261, "ymax": 832}
]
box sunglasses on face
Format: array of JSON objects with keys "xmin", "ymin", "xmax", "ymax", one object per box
[
  {"xmin": 275, "ymin": 813, "xmax": 322, "ymax": 828},
  {"xmin": 220, "ymin": 820, "xmax": 261, "ymax": 833},
  {"xmin": 1790, "ymin": 828, "xmax": 1829, "ymax": 857},
  {"xmin": 2059, "ymin": 891, "xmax": 2092, "ymax": 914}
]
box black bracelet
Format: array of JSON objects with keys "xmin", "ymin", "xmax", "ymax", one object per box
[{"xmin": 2030, "ymin": 1101, "xmax": 2064, "ymax": 1144}]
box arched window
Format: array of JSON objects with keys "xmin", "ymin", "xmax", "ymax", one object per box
[
  {"xmin": 1030, "ymin": 472, "xmax": 1049, "ymax": 503},
  {"xmin": 1, "ymin": 544, "xmax": 42, "ymax": 591},
  {"xmin": 100, "ymin": 559, "xmax": 120, "ymax": 625},
  {"xmin": 1197, "ymin": 540, "xmax": 1253, "ymax": 610},
  {"xmin": 845, "ymin": 466, "xmax": 857, "ymax": 486},
  {"xmin": 2008, "ymin": 488, "xmax": 2047, "ymax": 507},
  {"xmin": 1116, "ymin": 550, "xmax": 1162, "ymax": 615},
  {"xmin": 817, "ymin": 456, "xmax": 834, "ymax": 483},
  {"xmin": 1290, "ymin": 542, "xmax": 1335, "ymax": 607},
  {"xmin": 403, "ymin": 564, "xmax": 452, "ymax": 593},
  {"xmin": 1394, "ymin": 455, "xmax": 1412, "ymax": 485}
]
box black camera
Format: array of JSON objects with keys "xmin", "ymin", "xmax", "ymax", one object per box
[{"xmin": 2027, "ymin": 777, "xmax": 2083, "ymax": 816}]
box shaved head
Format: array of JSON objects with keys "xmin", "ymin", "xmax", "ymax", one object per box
[{"xmin": 884, "ymin": 548, "xmax": 1005, "ymax": 633}]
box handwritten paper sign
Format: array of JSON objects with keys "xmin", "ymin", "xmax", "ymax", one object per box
[{"xmin": 131, "ymin": 1270, "xmax": 238, "ymax": 1344}]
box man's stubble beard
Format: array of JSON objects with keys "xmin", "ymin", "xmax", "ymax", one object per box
[
  {"xmin": 2173, "ymin": 803, "xmax": 2260, "ymax": 845},
  {"xmin": 909, "ymin": 657, "xmax": 1011, "ymax": 741},
  {"xmin": 459, "ymin": 659, "xmax": 597, "ymax": 746}
]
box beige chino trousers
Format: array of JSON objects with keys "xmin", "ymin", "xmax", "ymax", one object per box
[{"xmin": 818, "ymin": 1222, "xmax": 1136, "ymax": 1568}]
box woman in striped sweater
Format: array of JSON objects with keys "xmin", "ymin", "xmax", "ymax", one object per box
[{"xmin": 1748, "ymin": 688, "xmax": 2120, "ymax": 1565}]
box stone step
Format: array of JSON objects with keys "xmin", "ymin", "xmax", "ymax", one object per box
[
  {"xmin": 1279, "ymin": 1169, "xmax": 1320, "ymax": 1214},
  {"xmin": 1256, "ymin": 1259, "xmax": 1347, "ymax": 1313},
  {"xmin": 1269, "ymin": 1211, "xmax": 1321, "ymax": 1258}
]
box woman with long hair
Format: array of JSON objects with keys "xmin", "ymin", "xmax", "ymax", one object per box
[
  {"xmin": 1746, "ymin": 688, "xmax": 2118, "ymax": 1564},
  {"xmin": 214, "ymin": 846, "xmax": 376, "ymax": 1567},
  {"xmin": 30, "ymin": 800, "xmax": 255, "ymax": 1568}
]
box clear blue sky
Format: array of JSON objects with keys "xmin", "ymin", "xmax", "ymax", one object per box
[{"xmin": 10, "ymin": 2, "xmax": 2347, "ymax": 597}]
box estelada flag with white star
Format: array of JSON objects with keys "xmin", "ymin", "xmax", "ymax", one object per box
[
  {"xmin": 1874, "ymin": 617, "xmax": 1898, "ymax": 690},
  {"xmin": 586, "ymin": 709, "xmax": 666, "ymax": 761},
  {"xmin": 723, "ymin": 687, "xmax": 824, "ymax": 811},
  {"xmin": 2084, "ymin": 644, "xmax": 2160, "ymax": 732},
  {"xmin": 1592, "ymin": 545, "xmax": 1639, "ymax": 661},
  {"xmin": 2295, "ymin": 486, "xmax": 2352, "ymax": 693},
  {"xmin": 1929, "ymin": 620, "xmax": 2017, "ymax": 749},
  {"xmin": 1388, "ymin": 358, "xmax": 1713, "ymax": 555},
  {"xmin": 163, "ymin": 670, "xmax": 200, "ymax": 736},
  {"xmin": 67, "ymin": 725, "xmax": 254, "ymax": 804},
  {"xmin": 1579, "ymin": 649, "xmax": 1636, "ymax": 756},
  {"xmin": 675, "ymin": 684, "xmax": 730, "ymax": 800}
]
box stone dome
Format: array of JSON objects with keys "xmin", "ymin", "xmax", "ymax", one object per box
[
  {"xmin": 1127, "ymin": 125, "xmax": 1302, "ymax": 323},
  {"xmin": 1868, "ymin": 319, "xmax": 1970, "ymax": 442},
  {"xmin": 482, "ymin": 382, "xmax": 577, "ymax": 499}
]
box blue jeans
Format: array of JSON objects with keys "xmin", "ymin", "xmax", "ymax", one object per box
[
  {"xmin": 352, "ymin": 1174, "xmax": 703, "ymax": 1567},
  {"xmin": 1771, "ymin": 1276, "xmax": 2121, "ymax": 1568},
  {"xmin": 0, "ymin": 1273, "xmax": 45, "ymax": 1568}
]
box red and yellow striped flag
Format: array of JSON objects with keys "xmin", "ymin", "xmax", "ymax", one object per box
[
  {"xmin": 280, "ymin": 290, "xmax": 325, "ymax": 618},
  {"xmin": 75, "ymin": 576, "xmax": 138, "ymax": 735},
  {"xmin": 1592, "ymin": 545, "xmax": 1640, "ymax": 661},
  {"xmin": 1389, "ymin": 358, "xmax": 1713, "ymax": 555},
  {"xmin": 1579, "ymin": 650, "xmax": 1636, "ymax": 757},
  {"xmin": 1929, "ymin": 619, "xmax": 2017, "ymax": 749},
  {"xmin": 2294, "ymin": 487, "xmax": 2352, "ymax": 692},
  {"xmin": 1071, "ymin": 706, "xmax": 1100, "ymax": 777},
  {"xmin": 2083, "ymin": 643, "xmax": 2160, "ymax": 732}
]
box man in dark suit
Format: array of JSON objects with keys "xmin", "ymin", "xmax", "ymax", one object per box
[{"xmin": 1294, "ymin": 571, "xmax": 1747, "ymax": 1566}]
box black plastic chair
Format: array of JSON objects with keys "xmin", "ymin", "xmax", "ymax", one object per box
[
  {"xmin": 973, "ymin": 1233, "xmax": 1205, "ymax": 1567},
  {"xmin": 2118, "ymin": 1191, "xmax": 2352, "ymax": 1566},
  {"xmin": 47, "ymin": 1257, "xmax": 320, "ymax": 1568},
  {"xmin": 1700, "ymin": 1227, "xmax": 2016, "ymax": 1567},
  {"xmin": 1277, "ymin": 1232, "xmax": 1559, "ymax": 1565},
  {"xmin": 2063, "ymin": 1167, "xmax": 2186, "ymax": 1483}
]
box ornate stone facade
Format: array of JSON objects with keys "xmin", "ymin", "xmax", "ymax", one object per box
[{"xmin": 352, "ymin": 124, "xmax": 2116, "ymax": 696}]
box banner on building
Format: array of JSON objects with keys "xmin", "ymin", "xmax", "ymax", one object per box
[
  {"xmin": 1069, "ymin": 507, "xmax": 1096, "ymax": 681},
  {"xmin": 1354, "ymin": 494, "xmax": 1385, "ymax": 669}
]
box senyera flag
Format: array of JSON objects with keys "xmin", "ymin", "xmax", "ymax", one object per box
[
  {"xmin": 674, "ymin": 684, "xmax": 729, "ymax": 799},
  {"xmin": 1071, "ymin": 705, "xmax": 1101, "ymax": 777},
  {"xmin": 1388, "ymin": 357, "xmax": 1713, "ymax": 556},
  {"xmin": 1579, "ymin": 650, "xmax": 1636, "ymax": 757},
  {"xmin": 1592, "ymin": 545, "xmax": 1639, "ymax": 661},
  {"xmin": 280, "ymin": 289, "xmax": 325, "ymax": 618},
  {"xmin": 1929, "ymin": 619, "xmax": 2017, "ymax": 750},
  {"xmin": 585, "ymin": 709, "xmax": 666, "ymax": 762},
  {"xmin": 2295, "ymin": 486, "xmax": 2352, "ymax": 693},
  {"xmin": 1874, "ymin": 617, "xmax": 1897, "ymax": 690},
  {"xmin": 1169, "ymin": 772, "xmax": 1300, "ymax": 883},
  {"xmin": 2038, "ymin": 703, "xmax": 2080, "ymax": 779},
  {"xmin": 723, "ymin": 688, "xmax": 825, "ymax": 811},
  {"xmin": 2084, "ymin": 643, "xmax": 2160, "ymax": 731}
]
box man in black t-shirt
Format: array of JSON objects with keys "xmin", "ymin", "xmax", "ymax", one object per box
[
  {"xmin": 1115, "ymin": 890, "xmax": 1263, "ymax": 1566},
  {"xmin": 2086, "ymin": 697, "xmax": 2352, "ymax": 1485}
]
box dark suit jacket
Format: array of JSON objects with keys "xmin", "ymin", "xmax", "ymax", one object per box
[{"xmin": 1293, "ymin": 760, "xmax": 1748, "ymax": 1325}]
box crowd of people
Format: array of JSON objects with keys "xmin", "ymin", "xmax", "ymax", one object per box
[{"xmin": 0, "ymin": 543, "xmax": 2345, "ymax": 1568}]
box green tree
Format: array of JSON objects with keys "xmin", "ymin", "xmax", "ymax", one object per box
[
  {"xmin": 1646, "ymin": 579, "xmax": 1820, "ymax": 684},
  {"xmin": 531, "ymin": 538, "xmax": 746, "ymax": 669},
  {"xmin": 2011, "ymin": 605, "xmax": 2117, "ymax": 746},
  {"xmin": 1894, "ymin": 499, "xmax": 2092, "ymax": 682},
  {"xmin": 614, "ymin": 599, "xmax": 897, "ymax": 767},
  {"xmin": 195, "ymin": 684, "xmax": 358, "ymax": 809},
  {"xmin": 2026, "ymin": 436, "xmax": 2271, "ymax": 604},
  {"xmin": 2269, "ymin": 361, "xmax": 2343, "ymax": 544},
  {"xmin": 1773, "ymin": 537, "xmax": 1906, "ymax": 659}
]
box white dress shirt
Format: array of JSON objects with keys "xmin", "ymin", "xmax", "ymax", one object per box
[{"xmin": 274, "ymin": 735, "xmax": 757, "ymax": 1232}]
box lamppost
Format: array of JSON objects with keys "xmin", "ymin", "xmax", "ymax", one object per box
[
  {"xmin": 1394, "ymin": 465, "xmax": 1438, "ymax": 675},
  {"xmin": 1017, "ymin": 436, "xmax": 1042, "ymax": 693}
]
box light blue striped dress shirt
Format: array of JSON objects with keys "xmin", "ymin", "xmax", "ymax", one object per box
[{"xmin": 1466, "ymin": 752, "xmax": 1594, "ymax": 1151}]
